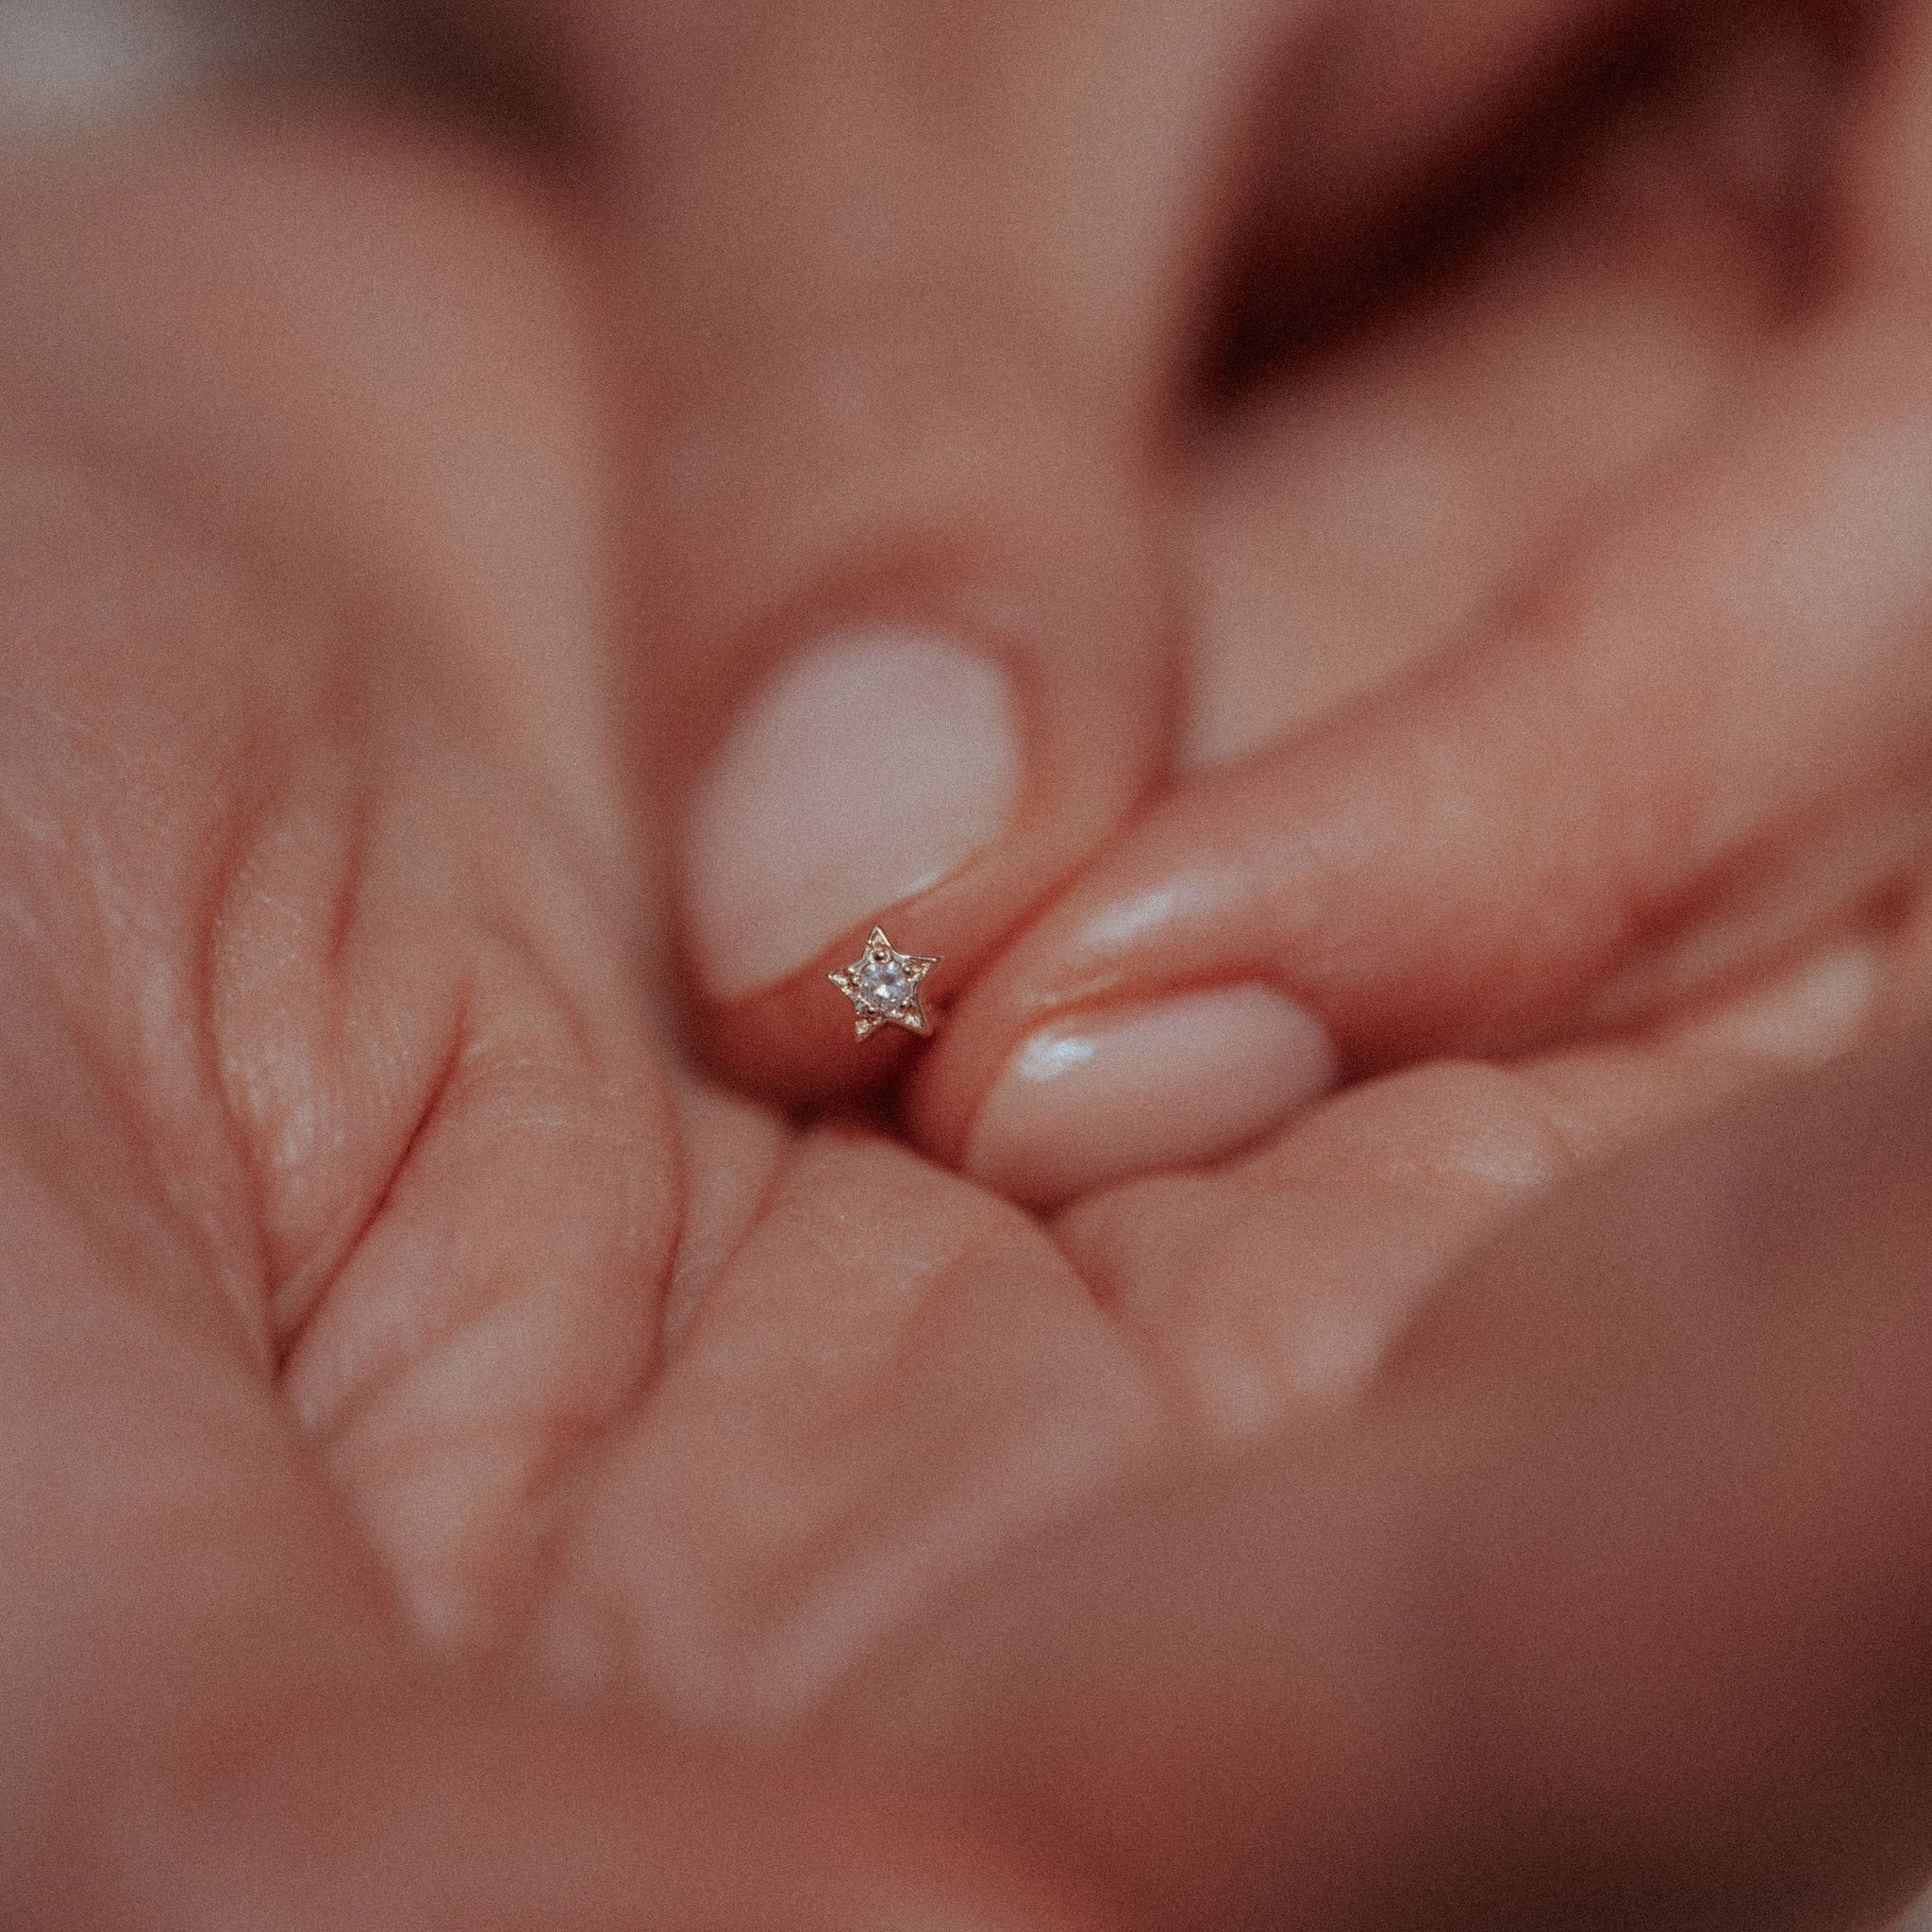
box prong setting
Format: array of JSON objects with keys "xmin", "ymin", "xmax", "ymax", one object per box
[{"xmin": 828, "ymin": 925, "xmax": 941, "ymax": 1041}]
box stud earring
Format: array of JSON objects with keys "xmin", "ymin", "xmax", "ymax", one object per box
[{"xmin": 828, "ymin": 926, "xmax": 940, "ymax": 1041}]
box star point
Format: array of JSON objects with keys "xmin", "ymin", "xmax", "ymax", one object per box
[{"xmin": 829, "ymin": 925, "xmax": 940, "ymax": 1042}]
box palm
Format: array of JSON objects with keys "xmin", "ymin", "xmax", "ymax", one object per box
[{"xmin": 6, "ymin": 20, "xmax": 1929, "ymax": 1924}]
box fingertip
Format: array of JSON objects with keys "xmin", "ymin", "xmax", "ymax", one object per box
[
  {"xmin": 684, "ymin": 625, "xmax": 1024, "ymax": 1004},
  {"xmin": 675, "ymin": 576, "xmax": 1169, "ymax": 1106},
  {"xmin": 918, "ymin": 981, "xmax": 1339, "ymax": 1210}
]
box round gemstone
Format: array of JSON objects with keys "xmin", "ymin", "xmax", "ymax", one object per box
[{"xmin": 856, "ymin": 954, "xmax": 914, "ymax": 1011}]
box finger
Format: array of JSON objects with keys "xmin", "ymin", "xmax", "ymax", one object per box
[
  {"xmin": 1186, "ymin": 0, "xmax": 1825, "ymax": 767},
  {"xmin": 832, "ymin": 1019, "xmax": 1932, "ymax": 1930},
  {"xmin": 920, "ymin": 8, "xmax": 1932, "ymax": 1206},
  {"xmin": 495, "ymin": 0, "xmax": 1644, "ymax": 1106},
  {"xmin": 549, "ymin": 0, "xmax": 1252, "ymax": 1103},
  {"xmin": 1056, "ymin": 917, "xmax": 1906, "ymax": 1449}
]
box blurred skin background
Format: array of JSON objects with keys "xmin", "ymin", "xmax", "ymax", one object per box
[{"xmin": 10, "ymin": 0, "xmax": 1932, "ymax": 1926}]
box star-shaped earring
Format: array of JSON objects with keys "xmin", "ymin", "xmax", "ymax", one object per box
[{"xmin": 828, "ymin": 926, "xmax": 941, "ymax": 1041}]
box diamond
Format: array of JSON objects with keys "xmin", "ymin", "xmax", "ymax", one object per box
[
  {"xmin": 855, "ymin": 954, "xmax": 915, "ymax": 1011},
  {"xmin": 828, "ymin": 926, "xmax": 941, "ymax": 1041}
]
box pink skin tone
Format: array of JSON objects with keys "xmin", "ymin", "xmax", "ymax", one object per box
[
  {"xmin": 909, "ymin": 0, "xmax": 1932, "ymax": 1187},
  {"xmin": 543, "ymin": 0, "xmax": 1932, "ymax": 1213},
  {"xmin": 10, "ymin": 7, "xmax": 1932, "ymax": 1931}
]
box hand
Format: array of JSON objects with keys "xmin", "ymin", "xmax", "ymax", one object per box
[
  {"xmin": 910, "ymin": 0, "xmax": 1932, "ymax": 1210},
  {"xmin": 457, "ymin": 0, "xmax": 1674, "ymax": 1108},
  {"xmin": 448, "ymin": 0, "xmax": 1932, "ymax": 1223},
  {"xmin": 833, "ymin": 1016, "xmax": 1932, "ymax": 1932},
  {"xmin": 8, "ymin": 79, "xmax": 1932, "ymax": 1931},
  {"xmin": 0, "ymin": 117, "xmax": 1032, "ymax": 1929}
]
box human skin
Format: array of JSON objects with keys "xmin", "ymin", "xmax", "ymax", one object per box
[
  {"xmin": 484, "ymin": 0, "xmax": 1932, "ymax": 1197},
  {"xmin": 8, "ymin": 6, "xmax": 1932, "ymax": 1928}
]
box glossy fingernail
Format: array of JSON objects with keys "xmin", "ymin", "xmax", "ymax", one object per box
[
  {"xmin": 967, "ymin": 984, "xmax": 1338, "ymax": 1209},
  {"xmin": 1675, "ymin": 937, "xmax": 1880, "ymax": 1067},
  {"xmin": 686, "ymin": 625, "xmax": 1022, "ymax": 999}
]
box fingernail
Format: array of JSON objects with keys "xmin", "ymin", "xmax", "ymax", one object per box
[
  {"xmin": 686, "ymin": 625, "xmax": 1022, "ymax": 1000},
  {"xmin": 1676, "ymin": 936, "xmax": 1879, "ymax": 1067},
  {"xmin": 968, "ymin": 984, "xmax": 1337, "ymax": 1209}
]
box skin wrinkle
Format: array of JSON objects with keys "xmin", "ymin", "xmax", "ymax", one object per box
[
  {"xmin": 277, "ymin": 1011, "xmax": 470, "ymax": 1406},
  {"xmin": 1066, "ymin": 1111, "xmax": 1490, "ymax": 1349},
  {"xmin": 1055, "ymin": 1204, "xmax": 1272, "ymax": 1435},
  {"xmin": 0, "ymin": 770, "xmax": 237, "ymax": 1350},
  {"xmin": 0, "ymin": 394, "xmax": 666, "ymax": 1660},
  {"xmin": 412, "ymin": 1022, "xmax": 687, "ymax": 1419},
  {"xmin": 1051, "ymin": 1034, "xmax": 1803, "ymax": 1446},
  {"xmin": 24, "ymin": 1030, "xmax": 236, "ymax": 1355},
  {"xmin": 773, "ymin": 1248, "xmax": 1168, "ymax": 1718},
  {"xmin": 653, "ymin": 1089, "xmax": 789, "ymax": 1359},
  {"xmin": 291, "ymin": 990, "xmax": 665, "ymax": 1393},
  {"xmin": 747, "ymin": 1229, "xmax": 1048, "ymax": 1667},
  {"xmin": 318, "ymin": 760, "xmax": 376, "ymax": 987},
  {"xmin": 1041, "ymin": 1037, "xmax": 1712, "ymax": 1448},
  {"xmin": 198, "ymin": 631, "xmax": 664, "ymax": 1444},
  {"xmin": 365, "ymin": 1012, "xmax": 691, "ymax": 1460},
  {"xmin": 0, "ymin": 413, "xmax": 470, "ymax": 1372},
  {"xmin": 0, "ymin": 991, "xmax": 250, "ymax": 1377},
  {"xmin": 203, "ymin": 680, "xmax": 406, "ymax": 1357},
  {"xmin": 0, "ymin": 447, "xmax": 285, "ymax": 1361},
  {"xmin": 185, "ymin": 774, "xmax": 287, "ymax": 1363},
  {"xmin": 254, "ymin": 751, "xmax": 688, "ymax": 1628},
  {"xmin": 1585, "ymin": 724, "xmax": 1932, "ymax": 1036},
  {"xmin": 518, "ymin": 1125, "xmax": 1180, "ymax": 1724}
]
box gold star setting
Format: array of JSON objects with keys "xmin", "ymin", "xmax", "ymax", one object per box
[{"xmin": 828, "ymin": 926, "xmax": 941, "ymax": 1041}]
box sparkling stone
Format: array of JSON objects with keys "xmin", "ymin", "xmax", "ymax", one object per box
[{"xmin": 856, "ymin": 954, "xmax": 914, "ymax": 1010}]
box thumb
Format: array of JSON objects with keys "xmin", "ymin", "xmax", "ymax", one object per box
[{"xmin": 559, "ymin": 0, "xmax": 1222, "ymax": 1101}]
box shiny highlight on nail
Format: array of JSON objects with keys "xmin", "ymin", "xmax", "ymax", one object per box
[{"xmin": 968, "ymin": 983, "xmax": 1338, "ymax": 1209}]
